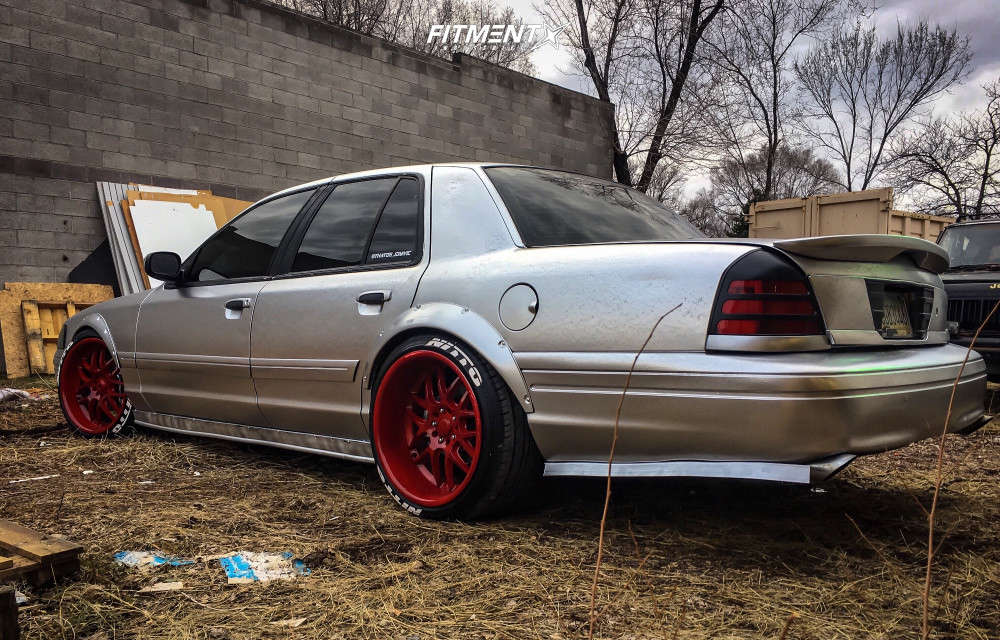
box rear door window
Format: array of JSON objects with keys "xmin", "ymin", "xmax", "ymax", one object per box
[{"xmin": 289, "ymin": 177, "xmax": 421, "ymax": 273}]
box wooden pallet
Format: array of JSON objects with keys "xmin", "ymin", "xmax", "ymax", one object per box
[
  {"xmin": 20, "ymin": 299, "xmax": 94, "ymax": 375},
  {"xmin": 0, "ymin": 282, "xmax": 113, "ymax": 379},
  {"xmin": 0, "ymin": 521, "xmax": 82, "ymax": 587}
]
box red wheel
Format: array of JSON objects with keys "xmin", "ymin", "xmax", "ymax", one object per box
[
  {"xmin": 373, "ymin": 349, "xmax": 483, "ymax": 507},
  {"xmin": 371, "ymin": 334, "xmax": 542, "ymax": 519},
  {"xmin": 58, "ymin": 336, "xmax": 129, "ymax": 436}
]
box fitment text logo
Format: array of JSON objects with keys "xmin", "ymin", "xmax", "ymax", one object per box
[{"xmin": 426, "ymin": 24, "xmax": 566, "ymax": 48}]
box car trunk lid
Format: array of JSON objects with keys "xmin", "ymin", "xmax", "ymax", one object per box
[{"xmin": 767, "ymin": 235, "xmax": 948, "ymax": 346}]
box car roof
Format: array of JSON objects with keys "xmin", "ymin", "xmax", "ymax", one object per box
[{"xmin": 265, "ymin": 162, "xmax": 523, "ymax": 201}]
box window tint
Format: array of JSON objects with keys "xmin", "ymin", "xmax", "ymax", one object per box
[
  {"xmin": 367, "ymin": 178, "xmax": 421, "ymax": 264},
  {"xmin": 290, "ymin": 177, "xmax": 421, "ymax": 273},
  {"xmin": 188, "ymin": 189, "xmax": 314, "ymax": 281},
  {"xmin": 484, "ymin": 167, "xmax": 704, "ymax": 246}
]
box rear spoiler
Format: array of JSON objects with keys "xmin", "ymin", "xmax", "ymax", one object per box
[{"xmin": 773, "ymin": 234, "xmax": 949, "ymax": 274}]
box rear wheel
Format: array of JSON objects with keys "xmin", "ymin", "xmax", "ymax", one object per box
[
  {"xmin": 371, "ymin": 334, "xmax": 541, "ymax": 519},
  {"xmin": 58, "ymin": 330, "xmax": 132, "ymax": 436}
]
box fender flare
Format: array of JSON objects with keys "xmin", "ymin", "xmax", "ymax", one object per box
[
  {"xmin": 362, "ymin": 302, "xmax": 533, "ymax": 425},
  {"xmin": 59, "ymin": 311, "xmax": 122, "ymax": 371}
]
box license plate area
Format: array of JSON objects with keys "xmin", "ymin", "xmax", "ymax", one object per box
[{"xmin": 866, "ymin": 281, "xmax": 934, "ymax": 340}]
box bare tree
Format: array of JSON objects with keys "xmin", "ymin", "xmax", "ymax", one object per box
[
  {"xmin": 678, "ymin": 188, "xmax": 730, "ymax": 235},
  {"xmin": 890, "ymin": 79, "xmax": 1000, "ymax": 221},
  {"xmin": 701, "ymin": 0, "xmax": 841, "ymax": 203},
  {"xmin": 795, "ymin": 21, "xmax": 972, "ymax": 191},
  {"xmin": 691, "ymin": 144, "xmax": 840, "ymax": 235},
  {"xmin": 543, "ymin": 0, "xmax": 723, "ymax": 188}
]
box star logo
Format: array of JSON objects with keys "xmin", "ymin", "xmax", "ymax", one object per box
[{"xmin": 543, "ymin": 25, "xmax": 566, "ymax": 48}]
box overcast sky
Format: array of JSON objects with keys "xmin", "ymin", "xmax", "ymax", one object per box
[
  {"xmin": 493, "ymin": 0, "xmax": 999, "ymax": 198},
  {"xmin": 505, "ymin": 0, "xmax": 1000, "ymax": 115}
]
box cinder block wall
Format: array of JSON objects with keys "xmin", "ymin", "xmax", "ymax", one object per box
[{"xmin": 0, "ymin": 0, "xmax": 613, "ymax": 284}]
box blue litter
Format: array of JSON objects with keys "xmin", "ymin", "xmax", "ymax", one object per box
[
  {"xmin": 113, "ymin": 550, "xmax": 194, "ymax": 569},
  {"xmin": 218, "ymin": 552, "xmax": 310, "ymax": 583}
]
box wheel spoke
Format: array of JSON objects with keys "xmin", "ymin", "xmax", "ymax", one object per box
[
  {"xmin": 457, "ymin": 438, "xmax": 475, "ymax": 457},
  {"xmin": 86, "ymin": 397, "xmax": 99, "ymax": 420},
  {"xmin": 424, "ymin": 373, "xmax": 436, "ymax": 403},
  {"xmin": 447, "ymin": 445, "xmax": 470, "ymax": 474},
  {"xmin": 405, "ymin": 408, "xmax": 432, "ymax": 447},
  {"xmin": 436, "ymin": 372, "xmax": 450, "ymax": 405},
  {"xmin": 429, "ymin": 449, "xmax": 443, "ymax": 486},
  {"xmin": 410, "ymin": 391, "xmax": 432, "ymax": 410},
  {"xmin": 443, "ymin": 450, "xmax": 455, "ymax": 488},
  {"xmin": 98, "ymin": 396, "xmax": 118, "ymax": 420}
]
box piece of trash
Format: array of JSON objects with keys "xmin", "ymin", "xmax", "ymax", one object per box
[
  {"xmin": 138, "ymin": 581, "xmax": 185, "ymax": 593},
  {"xmin": 14, "ymin": 591, "xmax": 28, "ymax": 605},
  {"xmin": 37, "ymin": 441, "xmax": 48, "ymax": 447},
  {"xmin": 138, "ymin": 480, "xmax": 154, "ymax": 485},
  {"xmin": 113, "ymin": 551, "xmax": 194, "ymax": 570},
  {"xmin": 0, "ymin": 388, "xmax": 30, "ymax": 403},
  {"xmin": 219, "ymin": 552, "xmax": 310, "ymax": 583},
  {"xmin": 193, "ymin": 471, "xmax": 201, "ymax": 477},
  {"xmin": 82, "ymin": 470, "xmax": 94, "ymax": 475},
  {"xmin": 9, "ymin": 474, "xmax": 60, "ymax": 484},
  {"xmin": 269, "ymin": 618, "xmax": 307, "ymax": 628},
  {"xmin": 810, "ymin": 487, "xmax": 827, "ymax": 494}
]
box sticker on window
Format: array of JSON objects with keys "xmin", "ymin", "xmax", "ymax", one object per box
[{"xmin": 370, "ymin": 249, "xmax": 413, "ymax": 262}]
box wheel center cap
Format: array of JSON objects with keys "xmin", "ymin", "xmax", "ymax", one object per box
[{"xmin": 437, "ymin": 412, "xmax": 454, "ymax": 436}]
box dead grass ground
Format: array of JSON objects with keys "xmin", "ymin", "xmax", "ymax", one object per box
[{"xmin": 1, "ymin": 376, "xmax": 998, "ymax": 639}]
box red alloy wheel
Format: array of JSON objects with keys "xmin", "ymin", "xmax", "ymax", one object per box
[
  {"xmin": 373, "ymin": 350, "xmax": 483, "ymax": 507},
  {"xmin": 58, "ymin": 337, "xmax": 127, "ymax": 435}
]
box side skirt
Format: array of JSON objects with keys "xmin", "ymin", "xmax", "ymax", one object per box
[
  {"xmin": 543, "ymin": 454, "xmax": 856, "ymax": 484},
  {"xmin": 133, "ymin": 411, "xmax": 374, "ymax": 463}
]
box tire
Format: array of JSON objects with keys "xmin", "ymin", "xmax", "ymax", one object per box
[
  {"xmin": 370, "ymin": 333, "xmax": 542, "ymax": 519},
  {"xmin": 57, "ymin": 328, "xmax": 133, "ymax": 437}
]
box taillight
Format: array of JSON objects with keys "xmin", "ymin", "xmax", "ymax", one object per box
[{"xmin": 710, "ymin": 251, "xmax": 823, "ymax": 336}]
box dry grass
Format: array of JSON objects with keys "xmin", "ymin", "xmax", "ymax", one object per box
[{"xmin": 1, "ymin": 376, "xmax": 998, "ymax": 639}]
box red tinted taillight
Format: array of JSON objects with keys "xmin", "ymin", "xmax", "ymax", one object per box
[{"xmin": 711, "ymin": 252, "xmax": 823, "ymax": 336}]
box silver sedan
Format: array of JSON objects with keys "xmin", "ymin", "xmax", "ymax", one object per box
[{"xmin": 55, "ymin": 163, "xmax": 987, "ymax": 518}]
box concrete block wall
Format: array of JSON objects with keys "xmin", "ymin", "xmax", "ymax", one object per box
[{"xmin": 0, "ymin": 0, "xmax": 613, "ymax": 284}]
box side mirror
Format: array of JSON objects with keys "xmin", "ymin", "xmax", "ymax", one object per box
[{"xmin": 144, "ymin": 251, "xmax": 183, "ymax": 283}]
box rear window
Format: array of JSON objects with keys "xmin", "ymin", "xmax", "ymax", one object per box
[{"xmin": 484, "ymin": 167, "xmax": 704, "ymax": 247}]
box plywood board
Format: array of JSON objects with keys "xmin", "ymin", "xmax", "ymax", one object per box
[
  {"xmin": 131, "ymin": 184, "xmax": 208, "ymax": 195},
  {"xmin": 120, "ymin": 200, "xmax": 151, "ymax": 289},
  {"xmin": 127, "ymin": 200, "xmax": 218, "ymax": 287},
  {"xmin": 125, "ymin": 190, "xmax": 252, "ymax": 228}
]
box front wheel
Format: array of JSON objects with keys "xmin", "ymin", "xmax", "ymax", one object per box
[
  {"xmin": 371, "ymin": 334, "xmax": 541, "ymax": 519},
  {"xmin": 58, "ymin": 330, "xmax": 133, "ymax": 436}
]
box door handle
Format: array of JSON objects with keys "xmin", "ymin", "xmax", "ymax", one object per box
[
  {"xmin": 225, "ymin": 298, "xmax": 251, "ymax": 311},
  {"xmin": 357, "ymin": 290, "xmax": 391, "ymax": 305}
]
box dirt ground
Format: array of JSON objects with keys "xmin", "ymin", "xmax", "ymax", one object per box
[{"xmin": 1, "ymin": 376, "xmax": 998, "ymax": 640}]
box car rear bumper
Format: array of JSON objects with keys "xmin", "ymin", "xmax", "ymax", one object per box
[{"xmin": 518, "ymin": 344, "xmax": 987, "ymax": 468}]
